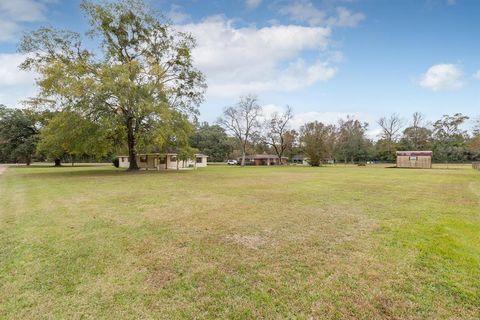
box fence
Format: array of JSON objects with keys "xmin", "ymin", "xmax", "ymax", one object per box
[{"xmin": 473, "ymin": 162, "xmax": 480, "ymax": 170}]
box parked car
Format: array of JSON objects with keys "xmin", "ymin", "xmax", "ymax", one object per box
[{"xmin": 226, "ymin": 159, "xmax": 238, "ymax": 165}]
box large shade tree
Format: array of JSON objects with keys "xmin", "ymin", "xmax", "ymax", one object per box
[
  {"xmin": 337, "ymin": 117, "xmax": 370, "ymax": 163},
  {"xmin": 300, "ymin": 121, "xmax": 336, "ymax": 166},
  {"xmin": 19, "ymin": 0, "xmax": 206, "ymax": 170}
]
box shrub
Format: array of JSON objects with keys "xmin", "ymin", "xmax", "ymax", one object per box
[{"xmin": 112, "ymin": 157, "xmax": 119, "ymax": 168}]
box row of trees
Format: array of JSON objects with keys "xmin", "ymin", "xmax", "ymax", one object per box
[
  {"xmin": 2, "ymin": 98, "xmax": 479, "ymax": 167},
  {"xmin": 213, "ymin": 96, "xmax": 480, "ymax": 166},
  {"xmin": 1, "ymin": 1, "xmax": 479, "ymax": 168}
]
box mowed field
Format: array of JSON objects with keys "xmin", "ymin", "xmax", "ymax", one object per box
[{"xmin": 0, "ymin": 164, "xmax": 479, "ymax": 319}]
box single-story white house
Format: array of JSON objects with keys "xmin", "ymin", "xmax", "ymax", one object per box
[
  {"xmin": 291, "ymin": 155, "xmax": 309, "ymax": 165},
  {"xmin": 118, "ymin": 153, "xmax": 208, "ymax": 170}
]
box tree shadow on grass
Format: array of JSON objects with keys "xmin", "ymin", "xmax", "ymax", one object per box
[{"xmin": 8, "ymin": 165, "xmax": 190, "ymax": 179}]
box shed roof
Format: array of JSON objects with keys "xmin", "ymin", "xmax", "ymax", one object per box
[{"xmin": 396, "ymin": 151, "xmax": 433, "ymax": 156}]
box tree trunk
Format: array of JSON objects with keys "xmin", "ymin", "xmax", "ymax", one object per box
[
  {"xmin": 241, "ymin": 151, "xmax": 246, "ymax": 166},
  {"xmin": 127, "ymin": 117, "xmax": 139, "ymax": 170},
  {"xmin": 26, "ymin": 157, "xmax": 31, "ymax": 166},
  {"xmin": 54, "ymin": 158, "xmax": 61, "ymax": 166}
]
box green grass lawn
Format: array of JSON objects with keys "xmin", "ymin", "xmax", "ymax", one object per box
[{"xmin": 0, "ymin": 164, "xmax": 479, "ymax": 319}]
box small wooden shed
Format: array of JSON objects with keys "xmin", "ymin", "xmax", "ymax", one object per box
[{"xmin": 396, "ymin": 151, "xmax": 432, "ymax": 169}]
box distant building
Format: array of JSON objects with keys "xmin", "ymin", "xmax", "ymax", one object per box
[
  {"xmin": 291, "ymin": 155, "xmax": 309, "ymax": 165},
  {"xmin": 239, "ymin": 154, "xmax": 288, "ymax": 166},
  {"xmin": 118, "ymin": 153, "xmax": 208, "ymax": 170},
  {"xmin": 396, "ymin": 151, "xmax": 432, "ymax": 169}
]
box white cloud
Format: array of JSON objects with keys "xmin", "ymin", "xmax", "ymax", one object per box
[
  {"xmin": 0, "ymin": 0, "xmax": 51, "ymax": 41},
  {"xmin": 178, "ymin": 16, "xmax": 336, "ymax": 97},
  {"xmin": 329, "ymin": 7, "xmax": 365, "ymax": 28},
  {"xmin": 279, "ymin": 0, "xmax": 326, "ymax": 26},
  {"xmin": 0, "ymin": 54, "xmax": 36, "ymax": 86},
  {"xmin": 0, "ymin": 53, "xmax": 37, "ymax": 106},
  {"xmin": 278, "ymin": 0, "xmax": 365, "ymax": 28},
  {"xmin": 245, "ymin": 0, "xmax": 262, "ymax": 9},
  {"xmin": 473, "ymin": 70, "xmax": 480, "ymax": 80},
  {"xmin": 419, "ymin": 64, "xmax": 464, "ymax": 91},
  {"xmin": 167, "ymin": 4, "xmax": 191, "ymax": 24}
]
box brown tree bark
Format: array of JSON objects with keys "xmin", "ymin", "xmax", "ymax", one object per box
[{"xmin": 127, "ymin": 117, "xmax": 139, "ymax": 170}]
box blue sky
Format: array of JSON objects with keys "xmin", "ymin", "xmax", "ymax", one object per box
[{"xmin": 0, "ymin": 0, "xmax": 479, "ymax": 135}]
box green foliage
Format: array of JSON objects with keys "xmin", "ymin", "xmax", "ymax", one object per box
[
  {"xmin": 336, "ymin": 117, "xmax": 370, "ymax": 163},
  {"xmin": 150, "ymin": 112, "xmax": 195, "ymax": 153},
  {"xmin": 37, "ymin": 111, "xmax": 111, "ymax": 161},
  {"xmin": 399, "ymin": 126, "xmax": 432, "ymax": 151},
  {"xmin": 19, "ymin": 0, "xmax": 206, "ymax": 170},
  {"xmin": 177, "ymin": 146, "xmax": 198, "ymax": 165},
  {"xmin": 190, "ymin": 122, "xmax": 232, "ymax": 162},
  {"xmin": 432, "ymin": 113, "xmax": 469, "ymax": 162},
  {"xmin": 300, "ymin": 121, "xmax": 336, "ymax": 166},
  {"xmin": 0, "ymin": 105, "xmax": 39, "ymax": 164}
]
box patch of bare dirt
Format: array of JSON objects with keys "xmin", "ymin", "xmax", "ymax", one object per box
[
  {"xmin": 146, "ymin": 268, "xmax": 176, "ymax": 289},
  {"xmin": 226, "ymin": 234, "xmax": 268, "ymax": 249}
]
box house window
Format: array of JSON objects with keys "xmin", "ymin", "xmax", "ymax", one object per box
[
  {"xmin": 196, "ymin": 157, "xmax": 202, "ymax": 163},
  {"xmin": 140, "ymin": 155, "xmax": 147, "ymax": 162},
  {"xmin": 409, "ymin": 156, "xmax": 417, "ymax": 160},
  {"xmin": 159, "ymin": 156, "xmax": 166, "ymax": 164},
  {"xmin": 170, "ymin": 156, "xmax": 177, "ymax": 162}
]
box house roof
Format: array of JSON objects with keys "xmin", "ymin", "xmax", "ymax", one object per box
[
  {"xmin": 243, "ymin": 154, "xmax": 288, "ymax": 159},
  {"xmin": 119, "ymin": 153, "xmax": 209, "ymax": 158},
  {"xmin": 117, "ymin": 153, "xmax": 178, "ymax": 157},
  {"xmin": 396, "ymin": 151, "xmax": 433, "ymax": 156},
  {"xmin": 292, "ymin": 155, "xmax": 309, "ymax": 160}
]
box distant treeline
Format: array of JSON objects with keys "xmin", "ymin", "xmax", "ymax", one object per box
[{"xmin": 1, "ymin": 100, "xmax": 479, "ymax": 166}]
